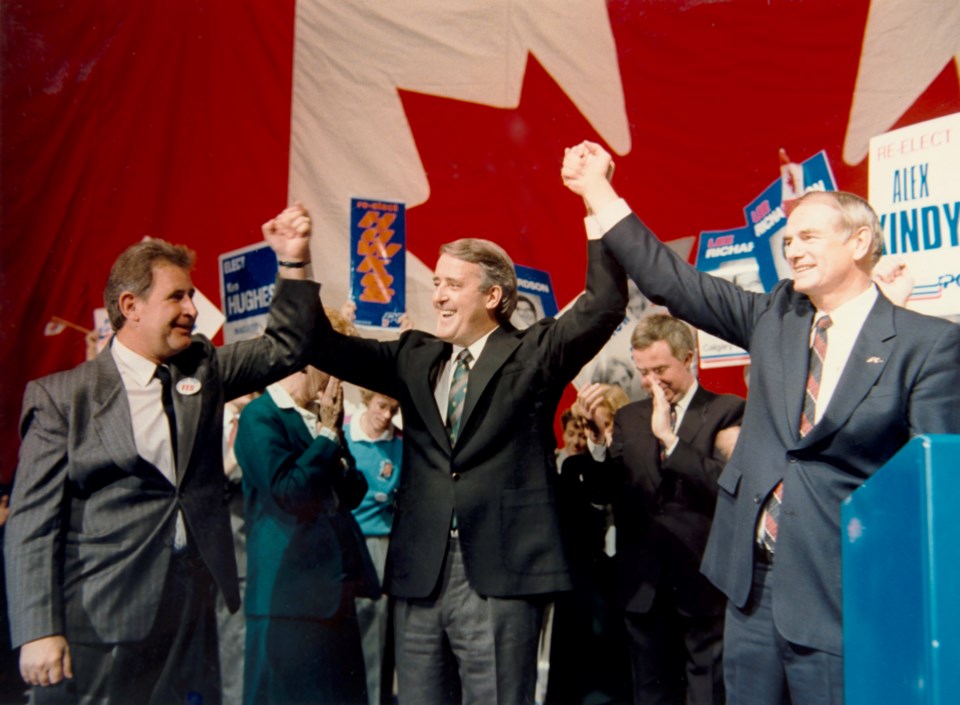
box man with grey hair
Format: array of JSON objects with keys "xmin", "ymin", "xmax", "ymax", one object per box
[
  {"xmin": 5, "ymin": 204, "xmax": 319, "ymax": 705},
  {"xmin": 309, "ymin": 228, "xmax": 627, "ymax": 704},
  {"xmin": 577, "ymin": 314, "xmax": 743, "ymax": 705},
  {"xmin": 562, "ymin": 140, "xmax": 960, "ymax": 705}
]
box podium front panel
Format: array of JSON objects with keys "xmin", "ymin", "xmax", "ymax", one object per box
[{"xmin": 842, "ymin": 434, "xmax": 960, "ymax": 705}]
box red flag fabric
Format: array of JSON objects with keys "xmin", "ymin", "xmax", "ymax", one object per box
[{"xmin": 2, "ymin": 0, "xmax": 958, "ymax": 481}]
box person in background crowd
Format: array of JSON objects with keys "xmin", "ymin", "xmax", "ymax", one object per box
[
  {"xmin": 4, "ymin": 204, "xmax": 318, "ymax": 705},
  {"xmin": 236, "ymin": 305, "xmax": 378, "ymax": 705},
  {"xmin": 576, "ymin": 383, "xmax": 630, "ymax": 452},
  {"xmin": 562, "ymin": 140, "xmax": 960, "ymax": 705},
  {"xmin": 548, "ymin": 383, "xmax": 631, "ymax": 705},
  {"xmin": 216, "ymin": 392, "xmax": 257, "ymax": 705},
  {"xmin": 345, "ymin": 389, "xmax": 403, "ymax": 705},
  {"xmin": 555, "ymin": 406, "xmax": 587, "ymax": 472},
  {"xmin": 578, "ymin": 315, "xmax": 744, "ymax": 705}
]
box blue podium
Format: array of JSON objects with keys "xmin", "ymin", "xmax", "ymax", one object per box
[{"xmin": 842, "ymin": 434, "xmax": 960, "ymax": 705}]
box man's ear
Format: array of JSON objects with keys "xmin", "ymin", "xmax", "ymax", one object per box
[
  {"xmin": 118, "ymin": 291, "xmax": 139, "ymax": 324},
  {"xmin": 850, "ymin": 225, "xmax": 873, "ymax": 263},
  {"xmin": 485, "ymin": 285, "xmax": 503, "ymax": 313}
]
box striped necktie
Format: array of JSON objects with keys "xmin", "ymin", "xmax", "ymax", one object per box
[
  {"xmin": 760, "ymin": 315, "xmax": 833, "ymax": 553},
  {"xmin": 446, "ymin": 349, "xmax": 472, "ymax": 443}
]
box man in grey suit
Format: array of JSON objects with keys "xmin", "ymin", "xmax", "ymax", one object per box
[
  {"xmin": 562, "ymin": 142, "xmax": 960, "ymax": 705},
  {"xmin": 4, "ymin": 204, "xmax": 320, "ymax": 704}
]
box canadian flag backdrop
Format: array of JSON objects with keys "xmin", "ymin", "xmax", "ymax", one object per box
[{"xmin": 2, "ymin": 0, "xmax": 959, "ymax": 482}]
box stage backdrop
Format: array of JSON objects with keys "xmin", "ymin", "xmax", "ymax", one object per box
[{"xmin": 2, "ymin": 0, "xmax": 959, "ymax": 482}]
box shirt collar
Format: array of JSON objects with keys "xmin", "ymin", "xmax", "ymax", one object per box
[
  {"xmin": 267, "ymin": 381, "xmax": 319, "ymax": 424},
  {"xmin": 266, "ymin": 382, "xmax": 300, "ymax": 411},
  {"xmin": 451, "ymin": 326, "xmax": 498, "ymax": 364},
  {"xmin": 111, "ymin": 336, "xmax": 161, "ymax": 387},
  {"xmin": 672, "ymin": 378, "xmax": 698, "ymax": 417},
  {"xmin": 814, "ymin": 284, "xmax": 878, "ymax": 332},
  {"xmin": 349, "ymin": 410, "xmax": 395, "ymax": 442}
]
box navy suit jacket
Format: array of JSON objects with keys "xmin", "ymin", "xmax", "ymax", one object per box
[
  {"xmin": 580, "ymin": 386, "xmax": 744, "ymax": 617},
  {"xmin": 235, "ymin": 392, "xmax": 378, "ymax": 621},
  {"xmin": 310, "ymin": 237, "xmax": 627, "ymax": 599},
  {"xmin": 604, "ymin": 212, "xmax": 960, "ymax": 655}
]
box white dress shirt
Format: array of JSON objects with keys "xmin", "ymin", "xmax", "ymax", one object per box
[
  {"xmin": 433, "ymin": 328, "xmax": 497, "ymax": 424},
  {"xmin": 111, "ymin": 338, "xmax": 187, "ymax": 548},
  {"xmin": 810, "ymin": 285, "xmax": 878, "ymax": 423}
]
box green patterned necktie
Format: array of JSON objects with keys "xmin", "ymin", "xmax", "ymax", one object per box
[{"xmin": 446, "ymin": 349, "xmax": 472, "ymax": 443}]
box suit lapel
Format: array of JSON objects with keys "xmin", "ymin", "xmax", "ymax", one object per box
[
  {"xmin": 407, "ymin": 338, "xmax": 453, "ymax": 451},
  {"xmin": 676, "ymin": 386, "xmax": 709, "ymax": 445},
  {"xmin": 781, "ymin": 298, "xmax": 816, "ymax": 443},
  {"xmin": 458, "ymin": 328, "xmax": 521, "ymax": 444},
  {"xmin": 91, "ymin": 350, "xmax": 141, "ymax": 475},
  {"xmin": 168, "ymin": 363, "xmax": 202, "ymax": 480},
  {"xmin": 633, "ymin": 402, "xmax": 662, "ymax": 496},
  {"xmin": 802, "ymin": 296, "xmax": 895, "ymax": 446}
]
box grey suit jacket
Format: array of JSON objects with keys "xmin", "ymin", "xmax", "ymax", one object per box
[
  {"xmin": 604, "ymin": 212, "xmax": 960, "ymax": 655},
  {"xmin": 310, "ymin": 237, "xmax": 628, "ymax": 599},
  {"xmin": 4, "ymin": 277, "xmax": 320, "ymax": 647}
]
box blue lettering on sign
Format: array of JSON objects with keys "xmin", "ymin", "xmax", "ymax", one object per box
[
  {"xmin": 939, "ymin": 273, "xmax": 960, "ymax": 291},
  {"xmin": 880, "ymin": 201, "xmax": 960, "ymax": 254},
  {"xmin": 223, "ymin": 256, "xmax": 245, "ymax": 273},
  {"xmin": 891, "ymin": 163, "xmax": 930, "ymax": 203},
  {"xmin": 226, "ymin": 284, "xmax": 275, "ymax": 317},
  {"xmin": 704, "ymin": 241, "xmax": 754, "ymax": 259}
]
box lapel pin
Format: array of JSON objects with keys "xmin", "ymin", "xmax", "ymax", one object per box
[
  {"xmin": 176, "ymin": 377, "xmax": 202, "ymax": 395},
  {"xmin": 865, "ymin": 356, "xmax": 884, "ymax": 364}
]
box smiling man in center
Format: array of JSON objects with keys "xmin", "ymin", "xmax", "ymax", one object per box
[{"xmin": 308, "ymin": 174, "xmax": 627, "ymax": 704}]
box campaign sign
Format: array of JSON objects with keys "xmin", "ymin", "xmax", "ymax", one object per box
[
  {"xmin": 92, "ymin": 308, "xmax": 112, "ymax": 354},
  {"xmin": 743, "ymin": 150, "xmax": 838, "ymax": 282},
  {"xmin": 693, "ymin": 150, "xmax": 838, "ymax": 368},
  {"xmin": 218, "ymin": 242, "xmax": 278, "ymax": 343},
  {"xmin": 869, "ymin": 112, "xmax": 960, "ymax": 320},
  {"xmin": 350, "ymin": 198, "xmax": 406, "ymax": 329},
  {"xmin": 694, "ymin": 225, "xmax": 757, "ymax": 368},
  {"xmin": 512, "ymin": 264, "xmax": 558, "ymax": 329}
]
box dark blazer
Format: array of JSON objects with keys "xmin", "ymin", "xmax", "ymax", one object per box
[
  {"xmin": 4, "ymin": 278, "xmax": 321, "ymax": 647},
  {"xmin": 603, "ymin": 212, "xmax": 960, "ymax": 654},
  {"xmin": 578, "ymin": 387, "xmax": 744, "ymax": 616},
  {"xmin": 311, "ymin": 238, "xmax": 627, "ymax": 599},
  {"xmin": 235, "ymin": 391, "xmax": 378, "ymax": 621}
]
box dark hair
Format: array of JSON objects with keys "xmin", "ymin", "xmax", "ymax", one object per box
[
  {"xmin": 104, "ymin": 240, "xmax": 195, "ymax": 331},
  {"xmin": 439, "ymin": 238, "xmax": 518, "ymax": 325}
]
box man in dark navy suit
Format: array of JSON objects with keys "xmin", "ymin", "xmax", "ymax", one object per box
[{"xmin": 562, "ymin": 141, "xmax": 960, "ymax": 705}]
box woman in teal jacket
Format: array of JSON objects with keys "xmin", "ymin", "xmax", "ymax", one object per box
[{"xmin": 236, "ymin": 365, "xmax": 379, "ymax": 705}]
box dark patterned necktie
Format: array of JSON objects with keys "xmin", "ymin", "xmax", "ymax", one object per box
[
  {"xmin": 154, "ymin": 365, "xmax": 178, "ymax": 467},
  {"xmin": 760, "ymin": 315, "xmax": 833, "ymax": 552},
  {"xmin": 446, "ymin": 349, "xmax": 472, "ymax": 443},
  {"xmin": 799, "ymin": 316, "xmax": 833, "ymax": 437}
]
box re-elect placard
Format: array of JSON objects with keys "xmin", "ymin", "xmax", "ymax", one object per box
[{"xmin": 869, "ymin": 112, "xmax": 960, "ymax": 319}]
